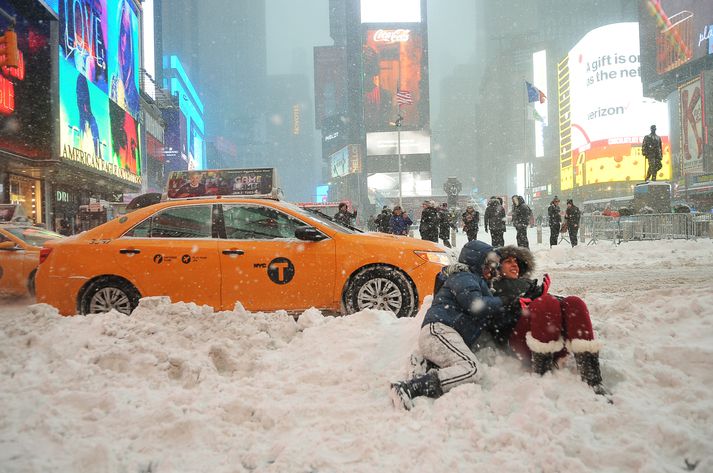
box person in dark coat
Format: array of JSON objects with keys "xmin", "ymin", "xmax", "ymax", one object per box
[
  {"xmin": 547, "ymin": 196, "xmax": 562, "ymax": 247},
  {"xmin": 491, "ymin": 245, "xmax": 609, "ymax": 396},
  {"xmin": 374, "ymin": 206, "xmax": 392, "ymax": 233},
  {"xmin": 484, "ymin": 196, "xmax": 506, "ymax": 247},
  {"xmin": 461, "ymin": 205, "xmax": 479, "ymax": 242},
  {"xmin": 419, "ymin": 200, "xmax": 439, "ymax": 242},
  {"xmin": 390, "ymin": 240, "xmax": 517, "ymax": 410},
  {"xmin": 564, "ymin": 199, "xmax": 581, "ymax": 247},
  {"xmin": 437, "ymin": 203, "xmax": 452, "ymax": 248},
  {"xmin": 642, "ymin": 124, "xmax": 663, "ymax": 181},
  {"xmin": 511, "ymin": 195, "xmax": 532, "ymax": 249},
  {"xmin": 334, "ymin": 202, "xmax": 357, "ymax": 227},
  {"xmin": 389, "ymin": 206, "xmax": 413, "ymax": 236}
]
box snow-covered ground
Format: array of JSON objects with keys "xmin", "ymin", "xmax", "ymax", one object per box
[{"xmin": 1, "ymin": 228, "xmax": 712, "ymax": 472}]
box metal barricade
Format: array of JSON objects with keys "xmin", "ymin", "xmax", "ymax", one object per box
[{"xmin": 581, "ymin": 213, "xmax": 709, "ymax": 243}]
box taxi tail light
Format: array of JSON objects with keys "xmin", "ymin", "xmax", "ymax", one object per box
[{"xmin": 39, "ymin": 247, "xmax": 53, "ymax": 264}]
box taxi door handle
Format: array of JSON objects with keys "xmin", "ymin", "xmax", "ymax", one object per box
[
  {"xmin": 119, "ymin": 249, "xmax": 141, "ymax": 255},
  {"xmin": 222, "ymin": 249, "xmax": 245, "ymax": 256}
]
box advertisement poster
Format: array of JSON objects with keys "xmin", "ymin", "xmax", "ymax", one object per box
[
  {"xmin": 362, "ymin": 27, "xmax": 427, "ymax": 133},
  {"xmin": 0, "ymin": 0, "xmax": 53, "ymax": 160},
  {"xmin": 559, "ymin": 23, "xmax": 671, "ymax": 190},
  {"xmin": 679, "ymin": 77, "xmax": 704, "ymax": 173},
  {"xmin": 58, "ymin": 0, "xmax": 142, "ymax": 184},
  {"xmin": 166, "ymin": 169, "xmax": 277, "ymax": 199}
]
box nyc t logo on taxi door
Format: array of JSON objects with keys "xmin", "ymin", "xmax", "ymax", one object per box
[{"xmin": 268, "ymin": 257, "xmax": 294, "ymax": 284}]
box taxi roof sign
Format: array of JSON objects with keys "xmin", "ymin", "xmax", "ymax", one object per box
[{"xmin": 166, "ymin": 168, "xmax": 282, "ymax": 200}]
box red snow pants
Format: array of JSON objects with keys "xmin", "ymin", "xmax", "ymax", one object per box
[{"xmin": 508, "ymin": 293, "xmax": 594, "ymax": 361}]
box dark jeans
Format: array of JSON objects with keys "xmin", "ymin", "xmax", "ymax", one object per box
[
  {"xmin": 490, "ymin": 230, "xmax": 505, "ymax": 248},
  {"xmin": 466, "ymin": 229, "xmax": 478, "ymax": 241},
  {"xmin": 550, "ymin": 226, "xmax": 559, "ymax": 246},
  {"xmin": 568, "ymin": 226, "xmax": 579, "ymax": 246},
  {"xmin": 515, "ymin": 226, "xmax": 529, "ymax": 248}
]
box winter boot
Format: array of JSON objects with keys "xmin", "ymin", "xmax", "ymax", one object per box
[
  {"xmin": 531, "ymin": 352, "xmax": 554, "ymax": 375},
  {"xmin": 526, "ymin": 332, "xmax": 563, "ymax": 376},
  {"xmin": 569, "ymin": 339, "xmax": 612, "ymax": 399},
  {"xmin": 389, "ymin": 371, "xmax": 443, "ymax": 411}
]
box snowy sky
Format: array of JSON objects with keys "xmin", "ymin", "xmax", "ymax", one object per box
[{"xmin": 1, "ymin": 230, "xmax": 712, "ymax": 472}]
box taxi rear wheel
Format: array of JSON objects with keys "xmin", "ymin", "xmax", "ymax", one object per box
[
  {"xmin": 345, "ymin": 266, "xmax": 417, "ymax": 318},
  {"xmin": 80, "ymin": 277, "xmax": 141, "ymax": 315}
]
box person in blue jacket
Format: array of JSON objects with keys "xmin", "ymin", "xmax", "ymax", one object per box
[
  {"xmin": 388, "ymin": 206, "xmax": 413, "ymax": 235},
  {"xmin": 390, "ymin": 240, "xmax": 521, "ymax": 410}
]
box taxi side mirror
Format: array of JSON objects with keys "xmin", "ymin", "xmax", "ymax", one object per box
[
  {"xmin": 294, "ymin": 226, "xmax": 326, "ymax": 241},
  {"xmin": 0, "ymin": 241, "xmax": 19, "ymax": 250}
]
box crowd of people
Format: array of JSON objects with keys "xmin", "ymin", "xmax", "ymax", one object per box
[{"xmin": 359, "ymin": 195, "xmax": 581, "ymax": 251}]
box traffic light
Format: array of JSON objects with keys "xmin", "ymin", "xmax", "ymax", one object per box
[{"xmin": 0, "ymin": 27, "xmax": 19, "ymax": 68}]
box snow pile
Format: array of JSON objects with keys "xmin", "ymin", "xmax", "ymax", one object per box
[{"xmin": 1, "ymin": 239, "xmax": 712, "ymax": 472}]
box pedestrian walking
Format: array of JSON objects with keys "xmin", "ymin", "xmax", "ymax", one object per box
[
  {"xmin": 419, "ymin": 200, "xmax": 439, "ymax": 242},
  {"xmin": 334, "ymin": 202, "xmax": 357, "ymax": 227},
  {"xmin": 548, "ymin": 197, "xmax": 562, "ymax": 247},
  {"xmin": 375, "ymin": 206, "xmax": 392, "ymax": 233},
  {"xmin": 484, "ymin": 196, "xmax": 506, "ymax": 247},
  {"xmin": 437, "ymin": 203, "xmax": 452, "ymax": 248},
  {"xmin": 565, "ymin": 199, "xmax": 581, "ymax": 247},
  {"xmin": 461, "ymin": 205, "xmax": 479, "ymax": 242},
  {"xmin": 389, "ymin": 206, "xmax": 413, "ymax": 235},
  {"xmin": 511, "ymin": 195, "xmax": 532, "ymax": 249}
]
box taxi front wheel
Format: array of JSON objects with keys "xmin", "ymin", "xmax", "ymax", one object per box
[
  {"xmin": 345, "ymin": 266, "xmax": 417, "ymax": 318},
  {"xmin": 80, "ymin": 277, "xmax": 141, "ymax": 316}
]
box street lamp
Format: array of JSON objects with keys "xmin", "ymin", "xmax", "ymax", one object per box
[{"xmin": 391, "ymin": 113, "xmax": 404, "ymax": 208}]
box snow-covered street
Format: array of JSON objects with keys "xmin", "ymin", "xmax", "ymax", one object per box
[{"xmin": 1, "ymin": 232, "xmax": 712, "ymax": 472}]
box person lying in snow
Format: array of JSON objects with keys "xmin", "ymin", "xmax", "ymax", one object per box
[
  {"xmin": 490, "ymin": 245, "xmax": 610, "ymax": 397},
  {"xmin": 391, "ymin": 241, "xmax": 610, "ymax": 410},
  {"xmin": 390, "ymin": 240, "xmax": 518, "ymax": 410}
]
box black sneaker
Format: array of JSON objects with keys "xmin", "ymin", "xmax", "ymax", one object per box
[{"xmin": 389, "ymin": 382, "xmax": 414, "ymax": 410}]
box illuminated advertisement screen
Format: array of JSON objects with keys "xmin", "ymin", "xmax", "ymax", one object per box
[
  {"xmin": 58, "ymin": 0, "xmax": 142, "ymax": 184},
  {"xmin": 558, "ymin": 23, "xmax": 670, "ymax": 190},
  {"xmin": 640, "ymin": 1, "xmax": 713, "ymax": 80},
  {"xmin": 362, "ymin": 27, "xmax": 428, "ymax": 133},
  {"xmin": 361, "ymin": 0, "xmax": 421, "ymax": 23},
  {"xmin": 0, "ymin": 1, "xmax": 52, "ymax": 160}
]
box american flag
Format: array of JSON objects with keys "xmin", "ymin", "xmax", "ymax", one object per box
[{"xmin": 395, "ymin": 89, "xmax": 413, "ymax": 105}]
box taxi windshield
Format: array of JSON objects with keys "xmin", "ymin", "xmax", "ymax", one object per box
[
  {"xmin": 281, "ymin": 202, "xmax": 360, "ymax": 234},
  {"xmin": 6, "ymin": 226, "xmax": 64, "ymax": 246}
]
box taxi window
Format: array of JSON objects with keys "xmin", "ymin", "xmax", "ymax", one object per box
[
  {"xmin": 5, "ymin": 227, "xmax": 63, "ymax": 246},
  {"xmin": 125, "ymin": 205, "xmax": 213, "ymax": 238},
  {"xmin": 222, "ymin": 204, "xmax": 306, "ymax": 240}
]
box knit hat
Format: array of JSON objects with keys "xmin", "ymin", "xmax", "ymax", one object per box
[{"xmin": 567, "ymin": 199, "xmax": 573, "ymax": 205}]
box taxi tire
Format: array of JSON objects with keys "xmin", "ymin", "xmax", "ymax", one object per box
[
  {"xmin": 345, "ymin": 266, "xmax": 417, "ymax": 318},
  {"xmin": 80, "ymin": 277, "xmax": 141, "ymax": 316}
]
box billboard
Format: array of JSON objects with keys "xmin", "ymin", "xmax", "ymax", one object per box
[
  {"xmin": 558, "ymin": 23, "xmax": 671, "ymax": 190},
  {"xmin": 360, "ymin": 0, "xmax": 421, "ymax": 23},
  {"xmin": 58, "ymin": 0, "xmax": 142, "ymax": 184},
  {"xmin": 640, "ymin": 0, "xmax": 713, "ymax": 85},
  {"xmin": 679, "ymin": 76, "xmax": 705, "ymax": 173},
  {"xmin": 362, "ymin": 27, "xmax": 428, "ymax": 133},
  {"xmin": 0, "ymin": 0, "xmax": 53, "ymax": 160}
]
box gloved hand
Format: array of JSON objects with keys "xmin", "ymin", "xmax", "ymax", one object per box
[{"xmin": 519, "ymin": 297, "xmax": 532, "ymax": 309}]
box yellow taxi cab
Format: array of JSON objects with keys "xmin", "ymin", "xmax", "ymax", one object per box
[
  {"xmin": 0, "ymin": 222, "xmax": 64, "ymax": 297},
  {"xmin": 36, "ymin": 168, "xmax": 449, "ymax": 317}
]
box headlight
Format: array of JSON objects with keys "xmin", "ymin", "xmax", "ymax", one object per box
[{"xmin": 414, "ymin": 251, "xmax": 450, "ymax": 265}]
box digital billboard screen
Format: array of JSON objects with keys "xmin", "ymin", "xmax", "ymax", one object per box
[
  {"xmin": 640, "ymin": 0, "xmax": 713, "ymax": 85},
  {"xmin": 0, "ymin": 0, "xmax": 53, "ymax": 160},
  {"xmin": 558, "ymin": 23, "xmax": 671, "ymax": 190},
  {"xmin": 362, "ymin": 27, "xmax": 428, "ymax": 133},
  {"xmin": 58, "ymin": 0, "xmax": 142, "ymax": 185}
]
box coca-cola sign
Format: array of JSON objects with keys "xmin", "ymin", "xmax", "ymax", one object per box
[{"xmin": 372, "ymin": 29, "xmax": 411, "ymax": 43}]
